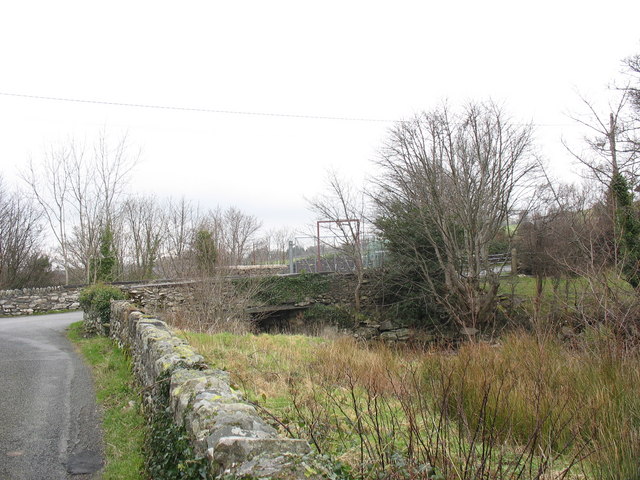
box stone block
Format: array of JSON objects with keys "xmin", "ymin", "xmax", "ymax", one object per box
[
  {"xmin": 211, "ymin": 437, "xmax": 311, "ymax": 470},
  {"xmin": 205, "ymin": 424, "xmax": 275, "ymax": 451},
  {"xmin": 170, "ymin": 369, "xmax": 242, "ymax": 424},
  {"xmin": 380, "ymin": 328, "xmax": 411, "ymax": 341},
  {"xmin": 227, "ymin": 452, "xmax": 334, "ymax": 480},
  {"xmin": 378, "ymin": 320, "xmax": 396, "ymax": 331},
  {"xmin": 354, "ymin": 326, "xmax": 378, "ymax": 339}
]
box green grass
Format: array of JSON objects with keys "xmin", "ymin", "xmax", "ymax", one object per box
[
  {"xmin": 182, "ymin": 331, "xmax": 327, "ymax": 412},
  {"xmin": 67, "ymin": 322, "xmax": 145, "ymax": 480},
  {"xmin": 500, "ymin": 273, "xmax": 635, "ymax": 300},
  {"xmin": 499, "ymin": 274, "xmax": 583, "ymax": 299}
]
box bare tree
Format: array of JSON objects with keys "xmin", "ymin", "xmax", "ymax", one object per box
[
  {"xmin": 269, "ymin": 227, "xmax": 295, "ymax": 264},
  {"xmin": 534, "ymin": 180, "xmax": 640, "ymax": 332},
  {"xmin": 227, "ymin": 207, "xmax": 262, "ymax": 265},
  {"xmin": 22, "ymin": 145, "xmax": 72, "ymax": 283},
  {"xmin": 158, "ymin": 197, "xmax": 201, "ymax": 278},
  {"xmin": 64, "ymin": 141, "xmax": 102, "ymax": 282},
  {"xmin": 211, "ymin": 207, "xmax": 262, "ymax": 266},
  {"xmin": 121, "ymin": 196, "xmax": 166, "ymax": 280},
  {"xmin": 564, "ymin": 91, "xmax": 639, "ymax": 187},
  {"xmin": 0, "ymin": 179, "xmax": 51, "ymax": 288},
  {"xmin": 563, "ymin": 91, "xmax": 640, "ymax": 286},
  {"xmin": 374, "ymin": 101, "xmax": 536, "ymax": 329},
  {"xmin": 514, "ymin": 181, "xmax": 592, "ymax": 322},
  {"xmin": 22, "ymin": 132, "xmax": 138, "ymax": 283},
  {"xmin": 623, "ymin": 53, "xmax": 640, "ymax": 124},
  {"xmin": 156, "ymin": 202, "xmax": 261, "ymax": 276},
  {"xmin": 308, "ymin": 171, "xmax": 367, "ymax": 311},
  {"xmin": 94, "ymin": 133, "xmax": 138, "ymax": 226},
  {"xmin": 247, "ymin": 235, "xmax": 270, "ymax": 265}
]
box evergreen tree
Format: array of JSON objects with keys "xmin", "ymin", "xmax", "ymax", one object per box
[
  {"xmin": 90, "ymin": 225, "xmax": 117, "ymax": 283},
  {"xmin": 374, "ymin": 200, "xmax": 447, "ymax": 326},
  {"xmin": 194, "ymin": 229, "xmax": 217, "ymax": 276},
  {"xmin": 611, "ymin": 173, "xmax": 640, "ymax": 288}
]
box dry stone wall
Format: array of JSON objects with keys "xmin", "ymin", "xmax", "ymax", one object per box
[
  {"xmin": 0, "ymin": 286, "xmax": 81, "ymax": 316},
  {"xmin": 101, "ymin": 301, "xmax": 334, "ymax": 479}
]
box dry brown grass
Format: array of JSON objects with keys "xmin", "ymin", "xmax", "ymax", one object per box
[
  {"xmin": 181, "ymin": 327, "xmax": 640, "ymax": 479},
  {"xmin": 160, "ymin": 274, "xmax": 258, "ymax": 334}
]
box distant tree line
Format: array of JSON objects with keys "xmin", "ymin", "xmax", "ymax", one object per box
[{"xmin": 0, "ymin": 132, "xmax": 294, "ymax": 289}]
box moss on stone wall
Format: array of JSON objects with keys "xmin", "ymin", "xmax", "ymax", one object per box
[{"xmin": 244, "ymin": 273, "xmax": 331, "ymax": 305}]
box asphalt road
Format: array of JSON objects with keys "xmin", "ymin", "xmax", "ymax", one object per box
[{"xmin": 0, "ymin": 312, "xmax": 103, "ymax": 480}]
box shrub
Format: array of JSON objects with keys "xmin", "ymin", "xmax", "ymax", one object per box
[
  {"xmin": 165, "ymin": 274, "xmax": 257, "ymax": 334},
  {"xmin": 79, "ymin": 283, "xmax": 125, "ymax": 324}
]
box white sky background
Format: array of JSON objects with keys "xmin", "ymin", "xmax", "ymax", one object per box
[{"xmin": 1, "ymin": 0, "xmax": 639, "ymax": 236}]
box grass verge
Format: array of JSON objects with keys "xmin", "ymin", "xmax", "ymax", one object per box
[{"xmin": 67, "ymin": 321, "xmax": 145, "ymax": 480}]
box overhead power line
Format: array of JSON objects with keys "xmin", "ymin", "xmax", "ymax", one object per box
[
  {"xmin": 0, "ymin": 91, "xmax": 392, "ymax": 123},
  {"xmin": 0, "ymin": 90, "xmax": 578, "ymax": 127}
]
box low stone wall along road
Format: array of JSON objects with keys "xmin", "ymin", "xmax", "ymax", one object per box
[{"xmin": 0, "ymin": 312, "xmax": 103, "ymax": 480}]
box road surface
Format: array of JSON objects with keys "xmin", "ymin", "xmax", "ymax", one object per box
[{"xmin": 0, "ymin": 311, "xmax": 103, "ymax": 479}]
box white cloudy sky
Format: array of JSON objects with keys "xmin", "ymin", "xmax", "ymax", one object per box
[{"xmin": 1, "ymin": 0, "xmax": 639, "ymax": 233}]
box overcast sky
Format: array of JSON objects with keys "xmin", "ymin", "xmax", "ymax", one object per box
[{"xmin": 1, "ymin": 1, "xmax": 639, "ymax": 235}]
